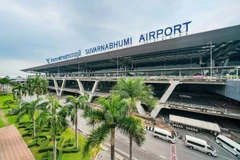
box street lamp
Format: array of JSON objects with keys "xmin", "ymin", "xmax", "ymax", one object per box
[
  {"xmin": 207, "ymin": 41, "xmax": 213, "ymax": 78},
  {"xmin": 117, "ymin": 56, "xmax": 121, "ymax": 77}
]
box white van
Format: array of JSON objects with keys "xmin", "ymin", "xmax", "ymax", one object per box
[
  {"xmin": 153, "ymin": 128, "xmax": 175, "ymax": 143},
  {"xmin": 185, "ymin": 135, "xmax": 217, "ymax": 157},
  {"xmin": 216, "ymin": 135, "xmax": 240, "ymax": 159}
]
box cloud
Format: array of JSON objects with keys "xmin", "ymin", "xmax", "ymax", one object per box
[
  {"xmin": 0, "ymin": 0, "xmax": 240, "ymax": 76},
  {"xmin": 0, "ymin": 58, "xmax": 42, "ymax": 77}
]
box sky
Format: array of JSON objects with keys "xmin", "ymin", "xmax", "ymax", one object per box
[{"xmin": 0, "ymin": 0, "xmax": 240, "ymax": 77}]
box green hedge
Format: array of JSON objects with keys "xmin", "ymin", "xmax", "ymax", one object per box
[
  {"xmin": 42, "ymin": 138, "xmax": 50, "ymax": 147},
  {"xmin": 41, "ymin": 151, "xmax": 52, "ymax": 160},
  {"xmin": 38, "ymin": 146, "xmax": 53, "ymax": 153},
  {"xmin": 41, "ymin": 129, "xmax": 50, "ymax": 132},
  {"xmin": 63, "ymin": 138, "xmax": 74, "ymax": 148},
  {"xmin": 22, "ymin": 131, "xmax": 33, "ymax": 137},
  {"xmin": 18, "ymin": 125, "xmax": 26, "ymax": 128},
  {"xmin": 57, "ymin": 150, "xmax": 63, "ymax": 160},
  {"xmin": 62, "ymin": 148, "xmax": 80, "ymax": 153},
  {"xmin": 57, "ymin": 137, "xmax": 64, "ymax": 147}
]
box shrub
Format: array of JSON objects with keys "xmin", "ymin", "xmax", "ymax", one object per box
[
  {"xmin": 18, "ymin": 125, "xmax": 26, "ymax": 128},
  {"xmin": 36, "ymin": 135, "xmax": 47, "ymax": 140},
  {"xmin": 7, "ymin": 108, "xmax": 19, "ymax": 116},
  {"xmin": 42, "ymin": 129, "xmax": 50, "ymax": 132},
  {"xmin": 41, "ymin": 151, "xmax": 52, "ymax": 160},
  {"xmin": 42, "ymin": 138, "xmax": 50, "ymax": 147},
  {"xmin": 63, "ymin": 138, "xmax": 74, "ymax": 148},
  {"xmin": 62, "ymin": 148, "xmax": 80, "ymax": 153},
  {"xmin": 28, "ymin": 142, "xmax": 37, "ymax": 148},
  {"xmin": 57, "ymin": 138, "xmax": 64, "ymax": 147},
  {"xmin": 57, "ymin": 150, "xmax": 63, "ymax": 160},
  {"xmin": 22, "ymin": 131, "xmax": 33, "ymax": 137},
  {"xmin": 38, "ymin": 146, "xmax": 53, "ymax": 153}
]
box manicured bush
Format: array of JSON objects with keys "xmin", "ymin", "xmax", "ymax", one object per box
[
  {"xmin": 57, "ymin": 137, "xmax": 64, "ymax": 147},
  {"xmin": 28, "ymin": 137, "xmax": 44, "ymax": 147},
  {"xmin": 63, "ymin": 138, "xmax": 74, "ymax": 148},
  {"xmin": 38, "ymin": 146, "xmax": 53, "ymax": 153},
  {"xmin": 42, "ymin": 138, "xmax": 50, "ymax": 147},
  {"xmin": 41, "ymin": 129, "xmax": 50, "ymax": 132},
  {"xmin": 28, "ymin": 141, "xmax": 38, "ymax": 147},
  {"xmin": 57, "ymin": 150, "xmax": 63, "ymax": 160},
  {"xmin": 22, "ymin": 131, "xmax": 33, "ymax": 137},
  {"xmin": 36, "ymin": 135, "xmax": 47, "ymax": 140},
  {"xmin": 62, "ymin": 148, "xmax": 80, "ymax": 153},
  {"xmin": 18, "ymin": 125, "xmax": 26, "ymax": 128},
  {"xmin": 41, "ymin": 151, "xmax": 52, "ymax": 160}
]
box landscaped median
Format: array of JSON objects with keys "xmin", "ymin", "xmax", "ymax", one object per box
[{"xmin": 0, "ymin": 94, "xmax": 98, "ymax": 160}]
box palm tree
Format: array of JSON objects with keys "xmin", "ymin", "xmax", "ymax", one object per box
[
  {"xmin": 82, "ymin": 95, "xmax": 146, "ymax": 160},
  {"xmin": 0, "ymin": 77, "xmax": 11, "ymax": 93},
  {"xmin": 28, "ymin": 75, "xmax": 48, "ymax": 115},
  {"xmin": 38, "ymin": 98, "xmax": 68, "ymax": 160},
  {"xmin": 112, "ymin": 77, "xmax": 156, "ymax": 160},
  {"xmin": 65, "ymin": 95, "xmax": 88, "ymax": 149},
  {"xmin": 12, "ymin": 84, "xmax": 28, "ymax": 107},
  {"xmin": 17, "ymin": 98, "xmax": 48, "ymax": 138},
  {"xmin": 28, "ymin": 75, "xmax": 48, "ymax": 99}
]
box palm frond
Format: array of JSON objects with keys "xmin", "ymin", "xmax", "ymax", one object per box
[
  {"xmin": 117, "ymin": 116, "xmax": 145, "ymax": 146},
  {"xmin": 83, "ymin": 123, "xmax": 111, "ymax": 158}
]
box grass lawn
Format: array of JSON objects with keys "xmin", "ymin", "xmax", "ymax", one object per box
[
  {"xmin": 0, "ymin": 118, "xmax": 5, "ymax": 128},
  {"xmin": 0, "ymin": 94, "xmax": 97, "ymax": 160}
]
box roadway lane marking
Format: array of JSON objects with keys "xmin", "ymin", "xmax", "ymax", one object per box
[
  {"xmin": 186, "ymin": 130, "xmax": 193, "ymax": 136},
  {"xmin": 218, "ymin": 154, "xmax": 234, "ymax": 160},
  {"xmin": 141, "ymin": 147, "xmax": 147, "ymax": 151},
  {"xmin": 171, "ymin": 144, "xmax": 176, "ymax": 155},
  {"xmin": 104, "ymin": 142, "xmax": 138, "ymax": 160},
  {"xmin": 170, "ymin": 144, "xmax": 177, "ymax": 160},
  {"xmin": 159, "ymin": 155, "xmax": 166, "ymax": 159}
]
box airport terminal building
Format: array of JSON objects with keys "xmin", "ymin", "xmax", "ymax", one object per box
[{"xmin": 22, "ymin": 23, "xmax": 240, "ymax": 126}]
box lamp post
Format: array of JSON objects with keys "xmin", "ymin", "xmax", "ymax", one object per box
[
  {"xmin": 117, "ymin": 56, "xmax": 121, "ymax": 77},
  {"xmin": 207, "ymin": 41, "xmax": 213, "ymax": 78}
]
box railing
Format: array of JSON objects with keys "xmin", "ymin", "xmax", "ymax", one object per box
[
  {"xmin": 167, "ymin": 101, "xmax": 240, "ymax": 118},
  {"xmin": 46, "ymin": 75, "xmax": 226, "ymax": 83}
]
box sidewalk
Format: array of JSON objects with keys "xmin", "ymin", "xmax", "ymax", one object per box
[{"xmin": 95, "ymin": 145, "xmax": 126, "ymax": 160}]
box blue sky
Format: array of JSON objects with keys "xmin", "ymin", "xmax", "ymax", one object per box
[{"xmin": 0, "ymin": 0, "xmax": 240, "ymax": 76}]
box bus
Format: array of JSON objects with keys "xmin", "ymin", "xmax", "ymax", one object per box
[
  {"xmin": 153, "ymin": 128, "xmax": 175, "ymax": 143},
  {"xmin": 216, "ymin": 135, "xmax": 240, "ymax": 159},
  {"xmin": 185, "ymin": 135, "xmax": 217, "ymax": 157}
]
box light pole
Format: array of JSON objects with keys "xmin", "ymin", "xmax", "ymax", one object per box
[
  {"xmin": 207, "ymin": 41, "xmax": 213, "ymax": 78},
  {"xmin": 117, "ymin": 56, "xmax": 121, "ymax": 77}
]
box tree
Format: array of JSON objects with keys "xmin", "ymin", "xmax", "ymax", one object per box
[
  {"xmin": 82, "ymin": 95, "xmax": 146, "ymax": 160},
  {"xmin": 65, "ymin": 95, "xmax": 88, "ymax": 149},
  {"xmin": 28, "ymin": 75, "xmax": 48, "ymax": 99},
  {"xmin": 0, "ymin": 77, "xmax": 11, "ymax": 93},
  {"xmin": 12, "ymin": 84, "xmax": 28, "ymax": 106},
  {"xmin": 112, "ymin": 77, "xmax": 156, "ymax": 160},
  {"xmin": 3, "ymin": 99, "xmax": 15, "ymax": 108},
  {"xmin": 17, "ymin": 98, "xmax": 48, "ymax": 138},
  {"xmin": 28, "ymin": 75, "xmax": 48, "ymax": 115},
  {"xmin": 38, "ymin": 98, "xmax": 68, "ymax": 160}
]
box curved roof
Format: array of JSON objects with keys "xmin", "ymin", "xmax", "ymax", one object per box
[{"xmin": 22, "ymin": 25, "xmax": 240, "ymax": 72}]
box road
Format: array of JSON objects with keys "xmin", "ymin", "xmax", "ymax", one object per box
[
  {"xmin": 23, "ymin": 96, "xmax": 238, "ymax": 160},
  {"xmin": 76, "ymin": 108, "xmax": 238, "ymax": 160}
]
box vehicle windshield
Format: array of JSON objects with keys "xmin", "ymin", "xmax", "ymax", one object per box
[
  {"xmin": 209, "ymin": 145, "xmax": 215, "ymax": 151},
  {"xmin": 169, "ymin": 135, "xmax": 174, "ymax": 139}
]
